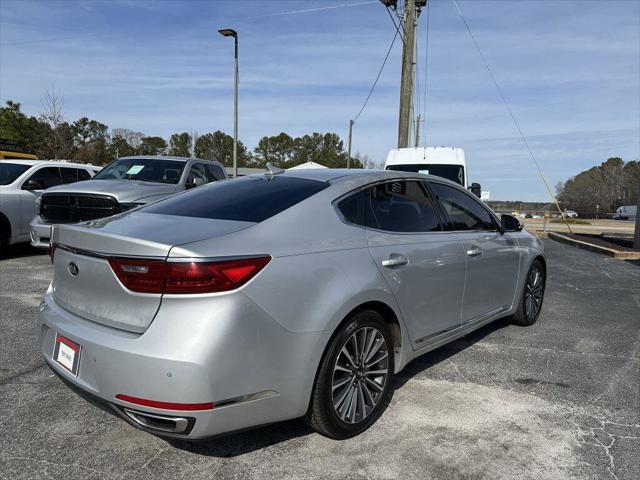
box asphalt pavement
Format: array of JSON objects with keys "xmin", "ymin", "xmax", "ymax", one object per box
[{"xmin": 0, "ymin": 239, "xmax": 638, "ymax": 480}]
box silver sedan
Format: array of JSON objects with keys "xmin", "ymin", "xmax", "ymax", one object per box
[{"xmin": 39, "ymin": 169, "xmax": 546, "ymax": 440}]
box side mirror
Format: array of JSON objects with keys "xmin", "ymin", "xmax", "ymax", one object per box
[
  {"xmin": 186, "ymin": 177, "xmax": 205, "ymax": 189},
  {"xmin": 469, "ymin": 182, "xmax": 481, "ymax": 198},
  {"xmin": 501, "ymin": 214, "xmax": 523, "ymax": 232},
  {"xmin": 22, "ymin": 179, "xmax": 45, "ymax": 191}
]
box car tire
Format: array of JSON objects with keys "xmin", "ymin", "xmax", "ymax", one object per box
[
  {"xmin": 0, "ymin": 228, "xmax": 8, "ymax": 258},
  {"xmin": 306, "ymin": 310, "xmax": 394, "ymax": 439},
  {"xmin": 512, "ymin": 259, "xmax": 546, "ymax": 326}
]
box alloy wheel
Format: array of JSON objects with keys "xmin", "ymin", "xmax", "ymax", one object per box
[
  {"xmin": 524, "ymin": 265, "xmax": 544, "ymax": 320},
  {"xmin": 331, "ymin": 326, "xmax": 389, "ymax": 424}
]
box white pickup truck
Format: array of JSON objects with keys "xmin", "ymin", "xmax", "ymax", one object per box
[{"xmin": 0, "ymin": 160, "xmax": 99, "ymax": 255}]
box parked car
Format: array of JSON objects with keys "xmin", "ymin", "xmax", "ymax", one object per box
[
  {"xmin": 30, "ymin": 156, "xmax": 226, "ymax": 248},
  {"xmin": 564, "ymin": 209, "xmax": 578, "ymax": 218},
  {"xmin": 0, "ymin": 160, "xmax": 99, "ymax": 255},
  {"xmin": 40, "ymin": 169, "xmax": 546, "ymax": 440},
  {"xmin": 613, "ymin": 205, "xmax": 637, "ymax": 221}
]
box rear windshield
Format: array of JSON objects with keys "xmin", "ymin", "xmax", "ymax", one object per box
[
  {"xmin": 143, "ymin": 175, "xmax": 329, "ymax": 223},
  {"xmin": 0, "ymin": 163, "xmax": 31, "ymax": 185}
]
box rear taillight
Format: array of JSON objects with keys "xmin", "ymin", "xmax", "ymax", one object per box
[
  {"xmin": 108, "ymin": 258, "xmax": 168, "ymax": 293},
  {"xmin": 108, "ymin": 256, "xmax": 270, "ymax": 294},
  {"xmin": 49, "ymin": 243, "xmax": 56, "ymax": 263}
]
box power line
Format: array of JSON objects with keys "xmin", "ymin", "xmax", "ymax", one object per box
[
  {"xmin": 235, "ymin": 1, "xmax": 379, "ymax": 21},
  {"xmin": 352, "ymin": 27, "xmax": 400, "ymax": 123},
  {"xmin": 384, "ymin": 4, "xmax": 406, "ymax": 47},
  {"xmin": 450, "ymin": 0, "xmax": 572, "ymax": 232}
]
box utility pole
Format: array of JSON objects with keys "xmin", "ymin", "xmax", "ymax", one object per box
[
  {"xmin": 347, "ymin": 119, "xmax": 354, "ymax": 168},
  {"xmin": 414, "ymin": 114, "xmax": 421, "ymax": 147},
  {"xmin": 634, "ymin": 180, "xmax": 640, "ymax": 249},
  {"xmin": 397, "ymin": 0, "xmax": 421, "ymax": 148}
]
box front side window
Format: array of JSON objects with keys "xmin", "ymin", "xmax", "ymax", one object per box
[
  {"xmin": 365, "ymin": 180, "xmax": 441, "ymax": 233},
  {"xmin": 144, "ymin": 175, "xmax": 329, "ymax": 223},
  {"xmin": 186, "ymin": 163, "xmax": 208, "ymax": 188},
  {"xmin": 429, "ymin": 182, "xmax": 495, "ymax": 231},
  {"xmin": 0, "ymin": 163, "xmax": 31, "ymax": 185},
  {"xmin": 23, "ymin": 167, "xmax": 61, "ymax": 189},
  {"xmin": 93, "ymin": 158, "xmax": 185, "ymax": 184}
]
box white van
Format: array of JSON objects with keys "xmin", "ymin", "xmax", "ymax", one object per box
[
  {"xmin": 613, "ymin": 205, "xmax": 637, "ymax": 221},
  {"xmin": 385, "ymin": 147, "xmax": 468, "ymax": 188}
]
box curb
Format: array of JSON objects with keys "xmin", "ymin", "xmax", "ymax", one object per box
[{"xmin": 548, "ymin": 232, "xmax": 640, "ymax": 259}]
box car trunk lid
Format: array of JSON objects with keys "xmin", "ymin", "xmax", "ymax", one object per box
[{"xmin": 51, "ymin": 212, "xmax": 254, "ymax": 333}]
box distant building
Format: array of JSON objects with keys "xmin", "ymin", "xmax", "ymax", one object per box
[{"xmin": 481, "ymin": 191, "xmax": 490, "ymax": 201}]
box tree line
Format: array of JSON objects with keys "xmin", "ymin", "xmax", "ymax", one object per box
[
  {"xmin": 0, "ymin": 98, "xmax": 366, "ymax": 169},
  {"xmin": 556, "ymin": 157, "xmax": 639, "ymax": 216}
]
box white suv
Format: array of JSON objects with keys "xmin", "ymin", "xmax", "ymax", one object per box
[{"xmin": 0, "ymin": 160, "xmax": 99, "ymax": 255}]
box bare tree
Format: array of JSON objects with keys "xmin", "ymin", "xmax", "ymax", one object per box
[
  {"xmin": 40, "ymin": 86, "xmax": 66, "ymax": 159},
  {"xmin": 111, "ymin": 128, "xmax": 145, "ymax": 149}
]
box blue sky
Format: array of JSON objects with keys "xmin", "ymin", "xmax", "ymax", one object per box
[{"xmin": 0, "ymin": 0, "xmax": 638, "ymax": 200}]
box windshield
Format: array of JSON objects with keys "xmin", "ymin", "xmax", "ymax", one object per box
[
  {"xmin": 93, "ymin": 158, "xmax": 185, "ymax": 184},
  {"xmin": 386, "ymin": 164, "xmax": 465, "ymax": 186},
  {"xmin": 0, "ymin": 162, "xmax": 31, "ymax": 185}
]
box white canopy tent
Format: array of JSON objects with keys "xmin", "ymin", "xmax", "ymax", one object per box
[{"xmin": 288, "ymin": 161, "xmax": 328, "ymax": 170}]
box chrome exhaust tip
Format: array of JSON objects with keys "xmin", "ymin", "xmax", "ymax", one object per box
[{"xmin": 123, "ymin": 408, "xmax": 191, "ymax": 434}]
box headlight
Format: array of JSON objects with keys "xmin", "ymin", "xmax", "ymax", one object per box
[{"xmin": 35, "ymin": 196, "xmax": 42, "ymax": 213}]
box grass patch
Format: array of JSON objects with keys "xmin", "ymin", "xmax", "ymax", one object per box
[{"xmin": 549, "ymin": 218, "xmax": 591, "ymax": 225}]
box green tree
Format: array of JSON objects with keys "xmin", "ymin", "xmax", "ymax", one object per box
[
  {"xmin": 169, "ymin": 132, "xmax": 192, "ymax": 157},
  {"xmin": 0, "ymin": 100, "xmax": 54, "ymax": 158},
  {"xmin": 108, "ymin": 134, "xmax": 137, "ymax": 160},
  {"xmin": 558, "ymin": 157, "xmax": 639, "ymax": 217},
  {"xmin": 194, "ymin": 130, "xmax": 250, "ymax": 167},
  {"xmin": 138, "ymin": 136, "xmax": 168, "ymax": 156},
  {"xmin": 291, "ymin": 132, "xmax": 361, "ymax": 168},
  {"xmin": 72, "ymin": 117, "xmax": 110, "ymax": 164},
  {"xmin": 253, "ymin": 132, "xmax": 295, "ymax": 168}
]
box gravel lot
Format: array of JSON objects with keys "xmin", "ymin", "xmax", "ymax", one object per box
[{"xmin": 1, "ymin": 239, "xmax": 638, "ymax": 480}]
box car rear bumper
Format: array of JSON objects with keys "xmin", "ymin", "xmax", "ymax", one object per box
[
  {"xmin": 30, "ymin": 217, "xmax": 52, "ymax": 249},
  {"xmin": 39, "ymin": 287, "xmax": 328, "ymax": 439}
]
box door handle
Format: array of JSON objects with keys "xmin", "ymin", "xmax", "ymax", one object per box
[
  {"xmin": 381, "ymin": 255, "xmax": 408, "ymax": 268},
  {"xmin": 466, "ymin": 247, "xmax": 482, "ymax": 257}
]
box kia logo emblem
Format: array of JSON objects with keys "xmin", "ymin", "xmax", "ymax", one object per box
[{"xmin": 67, "ymin": 262, "xmax": 79, "ymax": 276}]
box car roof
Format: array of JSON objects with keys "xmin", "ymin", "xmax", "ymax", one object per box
[
  {"xmin": 118, "ymin": 155, "xmax": 222, "ymax": 165},
  {"xmin": 0, "ymin": 159, "xmax": 98, "ymax": 168},
  {"xmin": 252, "ymin": 168, "xmax": 465, "ymax": 189}
]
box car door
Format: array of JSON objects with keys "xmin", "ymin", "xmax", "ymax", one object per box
[
  {"xmin": 19, "ymin": 166, "xmax": 62, "ymax": 235},
  {"xmin": 364, "ymin": 180, "xmax": 466, "ymax": 347},
  {"xmin": 429, "ymin": 181, "xmax": 521, "ymax": 323}
]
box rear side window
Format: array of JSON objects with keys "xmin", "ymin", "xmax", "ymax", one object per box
[
  {"xmin": 78, "ymin": 169, "xmax": 92, "ymax": 181},
  {"xmin": 429, "ymin": 182, "xmax": 495, "ymax": 231},
  {"xmin": 337, "ymin": 190, "xmax": 366, "ymax": 226},
  {"xmin": 60, "ymin": 168, "xmax": 80, "ymax": 184},
  {"xmin": 206, "ymin": 164, "xmax": 226, "ymax": 181},
  {"xmin": 144, "ymin": 175, "xmax": 328, "ymax": 223},
  {"xmin": 366, "ymin": 180, "xmax": 441, "ymax": 232}
]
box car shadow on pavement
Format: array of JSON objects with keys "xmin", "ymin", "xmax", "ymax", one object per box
[
  {"xmin": 392, "ymin": 317, "xmax": 511, "ymax": 391},
  {"xmin": 168, "ymin": 318, "xmax": 512, "ymax": 458},
  {"xmin": 0, "ymin": 243, "xmax": 47, "ymax": 260}
]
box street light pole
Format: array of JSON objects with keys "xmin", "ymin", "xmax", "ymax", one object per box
[{"xmin": 219, "ymin": 28, "xmax": 238, "ymax": 178}]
